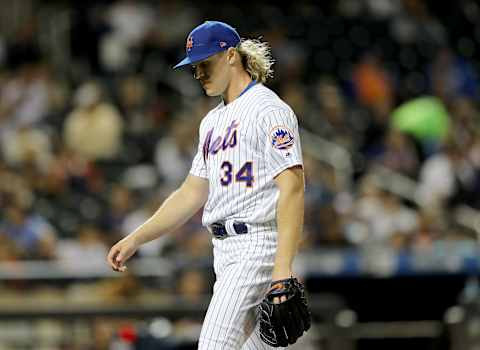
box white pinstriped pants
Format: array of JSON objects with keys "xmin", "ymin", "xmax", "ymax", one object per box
[{"xmin": 198, "ymin": 228, "xmax": 285, "ymax": 349}]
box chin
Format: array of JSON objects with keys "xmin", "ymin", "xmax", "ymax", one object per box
[{"xmin": 204, "ymin": 87, "xmax": 221, "ymax": 97}]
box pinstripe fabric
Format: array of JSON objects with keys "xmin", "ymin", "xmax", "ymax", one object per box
[
  {"xmin": 198, "ymin": 230, "xmax": 284, "ymax": 350},
  {"xmin": 190, "ymin": 83, "xmax": 303, "ymax": 349},
  {"xmin": 189, "ymin": 84, "xmax": 303, "ymax": 227}
]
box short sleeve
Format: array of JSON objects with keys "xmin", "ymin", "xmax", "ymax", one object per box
[
  {"xmin": 189, "ymin": 125, "xmax": 208, "ymax": 179},
  {"xmin": 258, "ymin": 107, "xmax": 303, "ymax": 178}
]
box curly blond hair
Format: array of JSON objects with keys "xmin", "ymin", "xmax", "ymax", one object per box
[{"xmin": 236, "ymin": 39, "xmax": 275, "ymax": 83}]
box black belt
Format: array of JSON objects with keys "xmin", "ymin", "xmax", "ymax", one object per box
[{"xmin": 209, "ymin": 222, "xmax": 248, "ymax": 239}]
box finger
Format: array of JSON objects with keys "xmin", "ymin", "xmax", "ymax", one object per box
[
  {"xmin": 107, "ymin": 248, "xmax": 116, "ymax": 263},
  {"xmin": 111, "ymin": 264, "xmax": 128, "ymax": 273},
  {"xmin": 116, "ymin": 250, "xmax": 126, "ymax": 265},
  {"xmin": 107, "ymin": 249, "xmax": 119, "ymax": 268}
]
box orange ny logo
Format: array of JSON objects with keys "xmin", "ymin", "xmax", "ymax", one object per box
[{"xmin": 186, "ymin": 36, "xmax": 193, "ymax": 51}]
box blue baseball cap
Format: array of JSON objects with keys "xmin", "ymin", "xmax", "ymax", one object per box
[{"xmin": 173, "ymin": 21, "xmax": 241, "ymax": 69}]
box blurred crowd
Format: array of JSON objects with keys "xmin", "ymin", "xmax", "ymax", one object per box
[{"xmin": 0, "ymin": 0, "xmax": 480, "ymax": 348}]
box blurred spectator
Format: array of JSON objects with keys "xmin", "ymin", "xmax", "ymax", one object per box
[
  {"xmin": 411, "ymin": 208, "xmax": 445, "ymax": 250},
  {"xmin": 1, "ymin": 126, "xmax": 53, "ymax": 172},
  {"xmin": 280, "ymin": 82, "xmax": 310, "ymax": 124},
  {"xmin": 147, "ymin": 81, "xmax": 180, "ymax": 129},
  {"xmin": 390, "ymin": 0, "xmax": 447, "ymax": 47},
  {"xmin": 56, "ymin": 224, "xmax": 108, "ymax": 268},
  {"xmin": 266, "ymin": 27, "xmax": 306, "ymax": 81},
  {"xmin": 106, "ymin": 0, "xmax": 154, "ymax": 48},
  {"xmin": 346, "ymin": 175, "xmax": 418, "ymax": 246},
  {"xmin": 303, "ymin": 154, "xmax": 337, "ymax": 211},
  {"xmin": 375, "ymin": 129, "xmax": 420, "ymax": 178},
  {"xmin": 63, "ymin": 81, "xmax": 124, "ymax": 161},
  {"xmin": 155, "ymin": 1, "xmax": 199, "ymax": 47},
  {"xmin": 415, "ymin": 142, "xmax": 460, "ymax": 210},
  {"xmin": 352, "ymin": 52, "xmax": 394, "ymax": 112},
  {"xmin": 308, "ymin": 78, "xmax": 359, "ymax": 151},
  {"xmin": 154, "ymin": 119, "xmax": 197, "ymax": 188},
  {"xmin": 429, "ymin": 47, "xmax": 478, "ymax": 102},
  {"xmin": 0, "ymin": 236, "xmax": 21, "ymax": 262},
  {"xmin": 0, "ymin": 162, "xmax": 34, "ymax": 209},
  {"xmin": 0, "ymin": 62, "xmax": 50, "ymax": 134},
  {"xmin": 43, "ymin": 148, "xmax": 103, "ymax": 195},
  {"xmin": 302, "ymin": 155, "xmax": 349, "ymax": 247},
  {"xmin": 101, "ymin": 185, "xmax": 135, "ymax": 236},
  {"xmin": 390, "ymin": 95, "xmax": 451, "ymax": 159},
  {"xmin": 175, "ymin": 268, "xmax": 209, "ymax": 304},
  {"xmin": 448, "ymin": 96, "xmax": 479, "ymax": 151},
  {"xmin": 117, "ymin": 74, "xmax": 153, "ymax": 135},
  {"xmin": 99, "ymin": 274, "xmax": 143, "ymax": 302},
  {"xmin": 0, "ymin": 204, "xmax": 57, "ymax": 259},
  {"xmin": 100, "ymin": 0, "xmax": 155, "ymax": 73},
  {"xmin": 351, "ymin": 53, "xmax": 396, "ymax": 157}
]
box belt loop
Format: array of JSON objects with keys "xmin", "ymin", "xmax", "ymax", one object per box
[
  {"xmin": 225, "ymin": 220, "xmax": 236, "ymax": 236},
  {"xmin": 209, "ymin": 221, "xmax": 249, "ymax": 239}
]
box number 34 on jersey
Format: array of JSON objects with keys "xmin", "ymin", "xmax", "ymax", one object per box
[{"xmin": 201, "ymin": 119, "xmax": 254, "ymax": 188}]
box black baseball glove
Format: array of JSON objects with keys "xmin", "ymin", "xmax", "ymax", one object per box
[{"xmin": 257, "ymin": 277, "xmax": 311, "ymax": 347}]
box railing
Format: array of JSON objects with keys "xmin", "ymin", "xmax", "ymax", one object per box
[
  {"xmin": 2, "ymin": 246, "xmax": 480, "ymax": 282},
  {"xmin": 0, "ymin": 257, "xmax": 175, "ymax": 280}
]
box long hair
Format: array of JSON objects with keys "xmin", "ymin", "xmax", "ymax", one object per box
[{"xmin": 236, "ymin": 38, "xmax": 275, "ymax": 83}]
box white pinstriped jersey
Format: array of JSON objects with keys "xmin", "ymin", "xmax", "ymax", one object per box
[{"xmin": 190, "ymin": 83, "xmax": 303, "ymax": 227}]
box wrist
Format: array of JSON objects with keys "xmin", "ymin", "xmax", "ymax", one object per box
[
  {"xmin": 271, "ymin": 267, "xmax": 292, "ymax": 281},
  {"xmin": 128, "ymin": 232, "xmax": 143, "ymax": 247}
]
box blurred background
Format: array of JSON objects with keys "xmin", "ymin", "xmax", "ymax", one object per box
[{"xmin": 0, "ymin": 0, "xmax": 480, "ymax": 349}]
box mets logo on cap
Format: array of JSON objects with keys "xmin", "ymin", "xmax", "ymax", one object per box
[
  {"xmin": 186, "ymin": 36, "xmax": 193, "ymax": 51},
  {"xmin": 271, "ymin": 126, "xmax": 294, "ymax": 150}
]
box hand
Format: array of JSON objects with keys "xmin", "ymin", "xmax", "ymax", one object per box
[
  {"xmin": 270, "ymin": 269, "xmax": 293, "ymax": 304},
  {"xmin": 258, "ymin": 277, "xmax": 311, "ymax": 347},
  {"xmin": 107, "ymin": 235, "xmax": 139, "ymax": 272}
]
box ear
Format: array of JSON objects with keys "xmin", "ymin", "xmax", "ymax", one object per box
[{"xmin": 226, "ymin": 48, "xmax": 237, "ymax": 65}]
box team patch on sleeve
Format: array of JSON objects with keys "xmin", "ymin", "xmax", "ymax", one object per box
[{"xmin": 270, "ymin": 126, "xmax": 295, "ymax": 150}]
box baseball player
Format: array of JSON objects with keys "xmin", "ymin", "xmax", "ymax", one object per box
[{"xmin": 107, "ymin": 21, "xmax": 309, "ymax": 349}]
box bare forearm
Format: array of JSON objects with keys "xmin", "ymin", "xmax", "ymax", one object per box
[
  {"xmin": 128, "ymin": 176, "xmax": 208, "ymax": 246},
  {"xmin": 273, "ymin": 187, "xmax": 304, "ymax": 278}
]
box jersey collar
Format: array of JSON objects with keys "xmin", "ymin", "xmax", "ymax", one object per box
[
  {"xmin": 238, "ymin": 79, "xmax": 257, "ymax": 98},
  {"xmin": 221, "ymin": 79, "xmax": 257, "ymax": 106}
]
